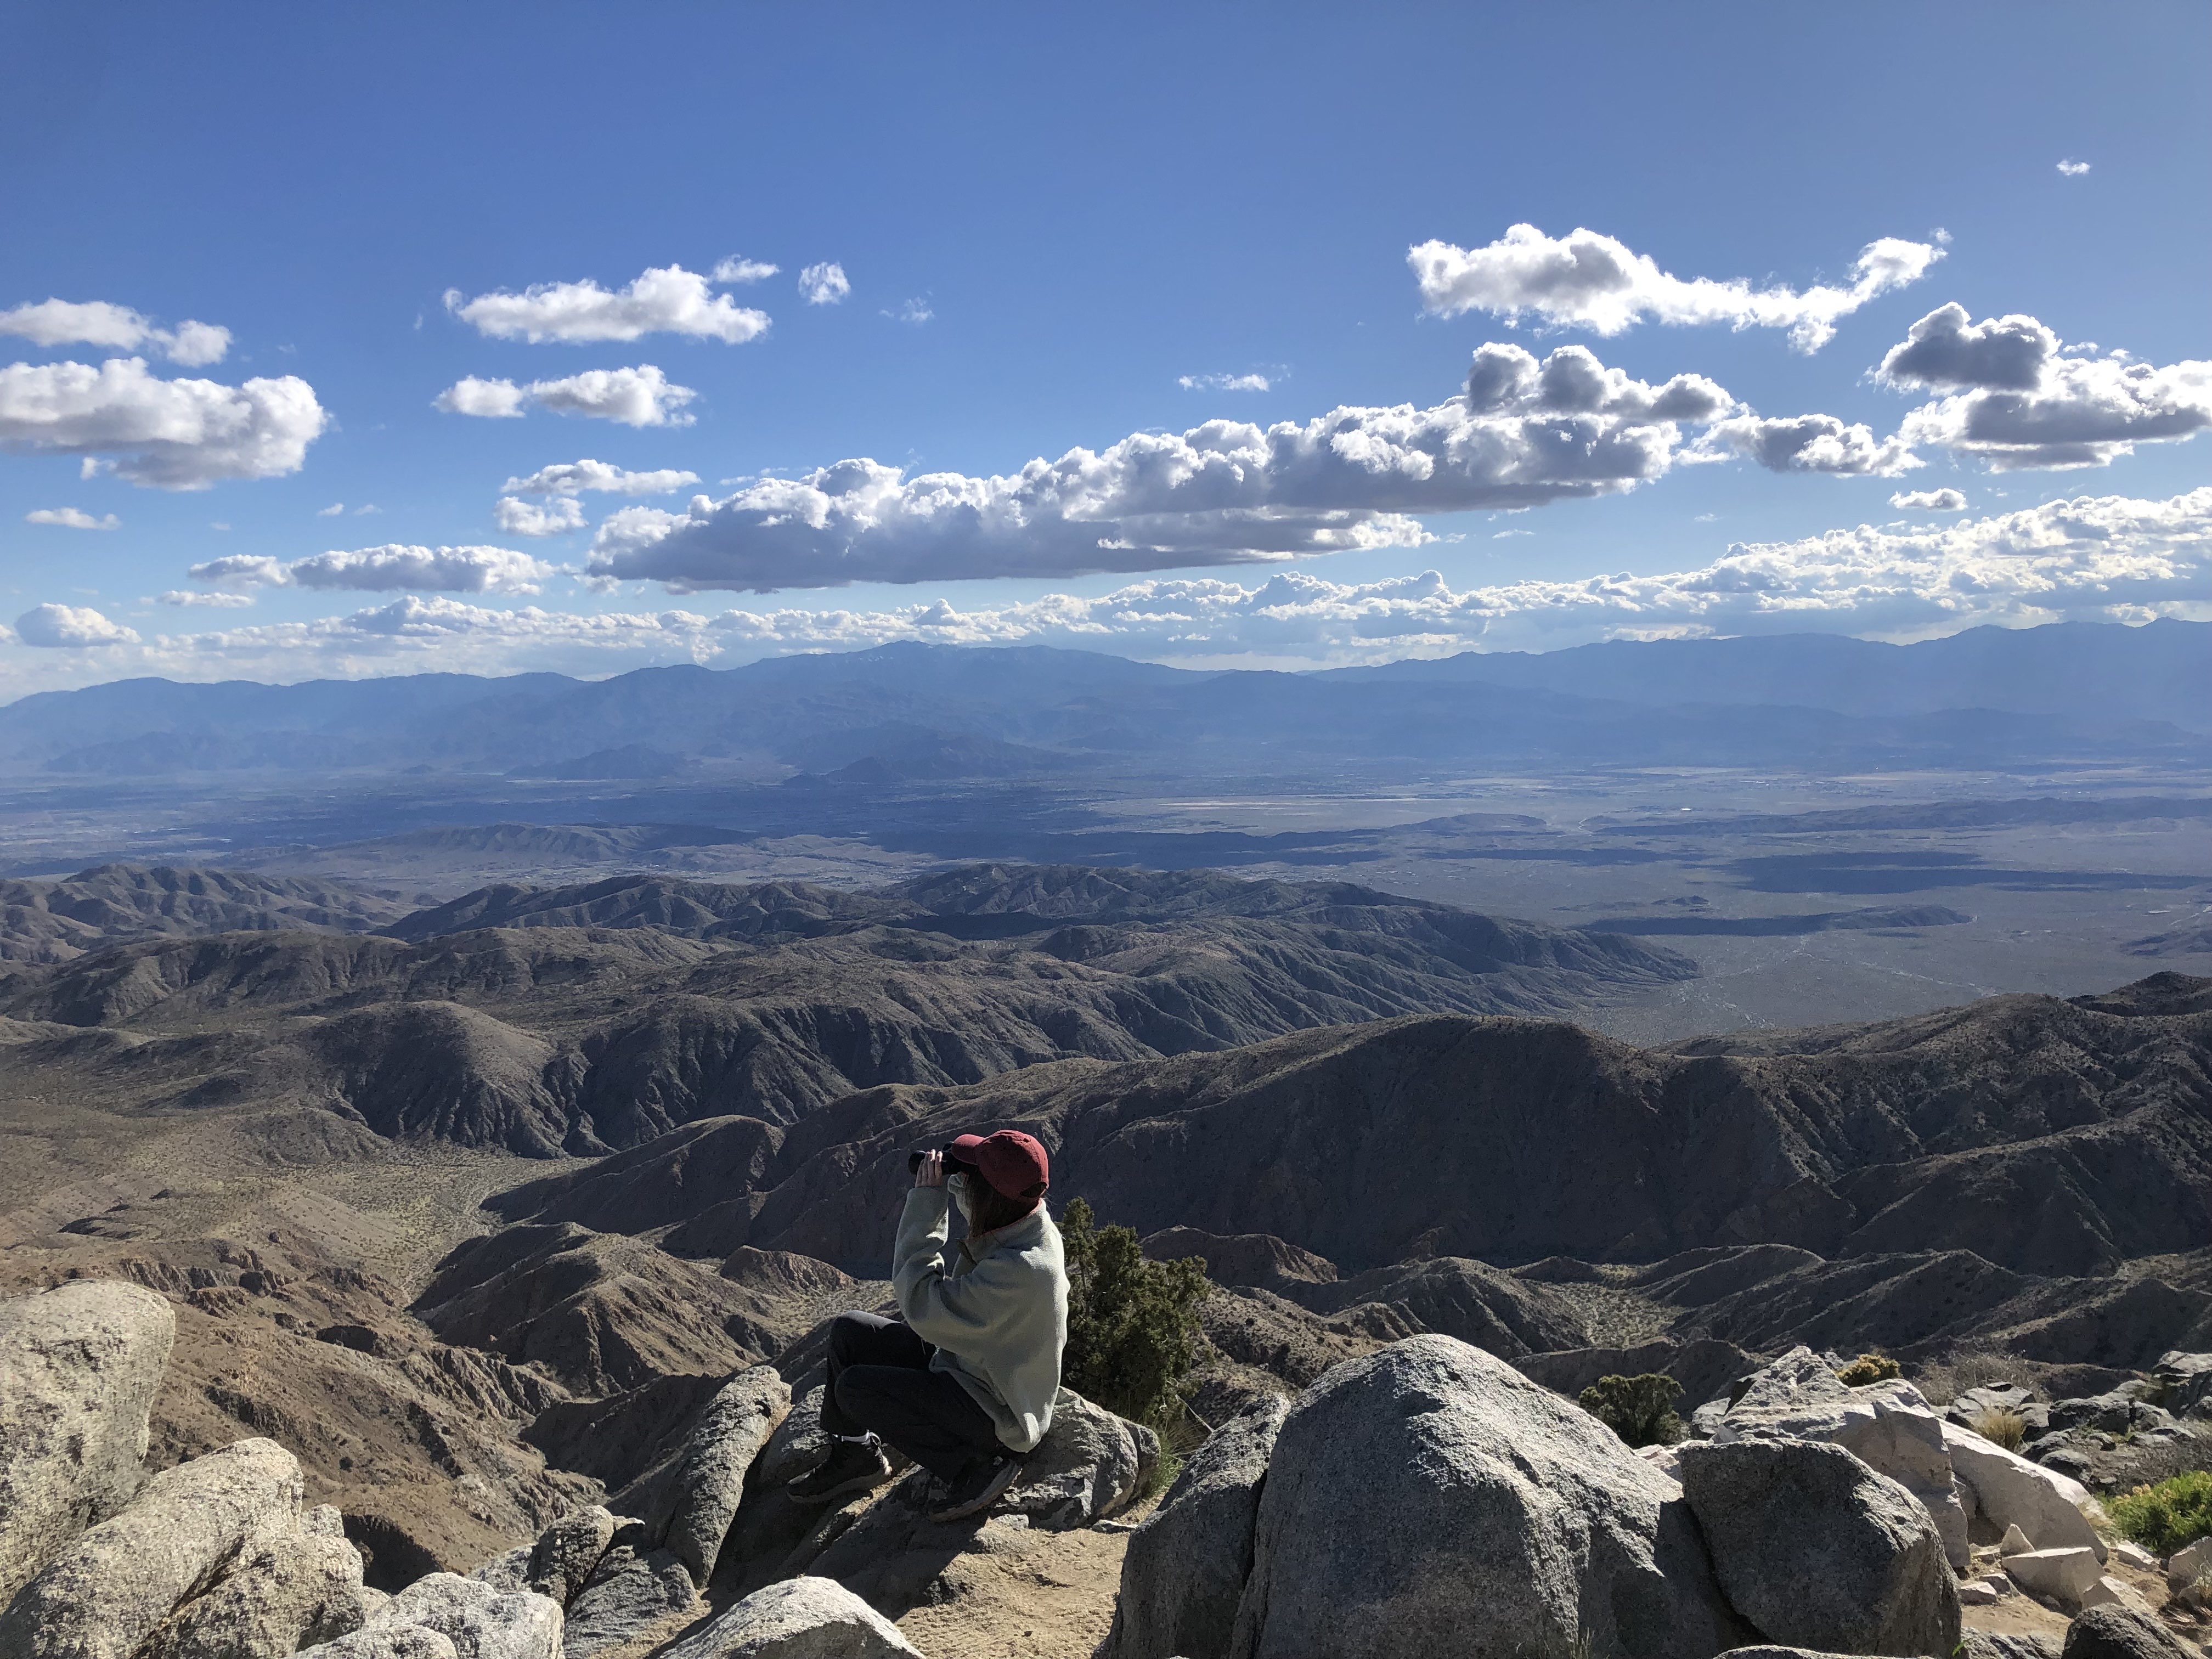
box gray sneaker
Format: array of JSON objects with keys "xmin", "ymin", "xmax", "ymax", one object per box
[
  {"xmin": 927, "ymin": 1453, "xmax": 1022, "ymax": 1523},
  {"xmin": 787, "ymin": 1438, "xmax": 893, "ymax": 1504}
]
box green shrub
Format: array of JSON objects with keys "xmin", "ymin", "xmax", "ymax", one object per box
[
  {"xmin": 1060, "ymin": 1197, "xmax": 1208, "ymax": 1432},
  {"xmin": 1579, "ymin": 1373, "xmax": 1684, "ymax": 1448},
  {"xmin": 2108, "ymin": 1470, "xmax": 2212, "ymax": 1557},
  {"xmin": 1970, "ymin": 1408, "xmax": 2028, "ymax": 1452},
  {"xmin": 1836, "ymin": 1353, "xmax": 1902, "ymax": 1386}
]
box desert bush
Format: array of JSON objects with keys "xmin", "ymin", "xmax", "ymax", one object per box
[
  {"xmin": 1060, "ymin": 1197, "xmax": 1208, "ymax": 1432},
  {"xmin": 2108, "ymin": 1469, "xmax": 2212, "ymax": 1556},
  {"xmin": 1579, "ymin": 1373, "xmax": 1684, "ymax": 1448},
  {"xmin": 1971, "ymin": 1408, "xmax": 2029, "ymax": 1452},
  {"xmin": 1836, "ymin": 1352, "xmax": 1902, "ymax": 1386}
]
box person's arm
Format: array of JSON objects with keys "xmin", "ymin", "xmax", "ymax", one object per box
[{"xmin": 892, "ymin": 1155, "xmax": 1025, "ymax": 1349}]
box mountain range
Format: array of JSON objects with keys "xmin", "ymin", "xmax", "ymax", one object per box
[{"xmin": 4, "ymin": 618, "xmax": 2207, "ymax": 780}]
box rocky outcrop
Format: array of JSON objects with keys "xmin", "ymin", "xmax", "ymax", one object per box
[
  {"xmin": 618, "ymin": 1367, "xmax": 791, "ymax": 1587},
  {"xmin": 0, "ymin": 1437, "xmax": 307, "ymax": 1659},
  {"xmin": 1098, "ymin": 1394, "xmax": 1286, "ymax": 1659},
  {"xmin": 523, "ymin": 1508, "xmax": 616, "ymax": 1607},
  {"xmin": 0, "ymin": 1280, "xmax": 177, "ymax": 1604},
  {"xmin": 2152, "ymin": 1350, "xmax": 2212, "ymax": 1417},
  {"xmin": 1677, "ymin": 1438, "xmax": 1961, "ymax": 1658},
  {"xmin": 2060, "ymin": 1605, "xmax": 2196, "ymax": 1659},
  {"xmin": 1942, "ymin": 1420, "xmax": 2104, "ymax": 1558},
  {"xmin": 558, "ymin": 1543, "xmax": 695, "ymax": 1659},
  {"xmin": 137, "ymin": 1530, "xmax": 369, "ymax": 1659},
  {"xmin": 1224, "ymin": 1335, "xmax": 1745, "ymax": 1659},
  {"xmin": 299, "ymin": 1632, "xmax": 460, "ymax": 1659},
  {"xmin": 658, "ymin": 1576, "xmax": 920, "ymax": 1659},
  {"xmin": 1714, "ymin": 1347, "xmax": 1969, "ymax": 1570},
  {"xmin": 361, "ymin": 1574, "xmax": 561, "ymax": 1659},
  {"xmin": 999, "ymin": 1392, "xmax": 1150, "ymax": 1530}
]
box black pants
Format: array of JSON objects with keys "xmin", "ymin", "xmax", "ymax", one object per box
[{"xmin": 820, "ymin": 1312, "xmax": 1005, "ymax": 1481}]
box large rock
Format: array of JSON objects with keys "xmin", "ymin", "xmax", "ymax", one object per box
[
  {"xmin": 139, "ymin": 1531, "xmax": 369, "ymax": 1659},
  {"xmin": 1677, "ymin": 1438, "xmax": 1960, "ymax": 1659},
  {"xmin": 298, "ymin": 1633, "xmax": 460, "ymax": 1659},
  {"xmin": 717, "ymin": 1389, "xmax": 832, "ymax": 1594},
  {"xmin": 526, "ymin": 1508, "xmax": 617, "ymax": 1607},
  {"xmin": 658, "ymin": 1576, "xmax": 920, "ymax": 1659},
  {"xmin": 2060, "ymin": 1605, "xmax": 2196, "ymax": 1659},
  {"xmin": 558, "ymin": 1545, "xmax": 695, "ymax": 1659},
  {"xmin": 0, "ymin": 1280, "xmax": 178, "ymax": 1605},
  {"xmin": 2007, "ymin": 1548, "xmax": 2103, "ymax": 1606},
  {"xmin": 623, "ymin": 1367, "xmax": 789, "ymax": 1587},
  {"xmin": 1099, "ymin": 1394, "xmax": 1288, "ymax": 1659},
  {"xmin": 1716, "ymin": 1348, "xmax": 1969, "ymax": 1571},
  {"xmin": 1224, "ymin": 1335, "xmax": 1745, "ymax": 1659},
  {"xmin": 0, "ymin": 1437, "xmax": 306, "ymax": 1659},
  {"xmin": 363, "ymin": 1575, "xmax": 561, "ymax": 1659},
  {"xmin": 1001, "ymin": 1391, "xmax": 1147, "ymax": 1530},
  {"xmin": 2152, "ymin": 1351, "xmax": 2212, "ymax": 1418},
  {"xmin": 1942, "ymin": 1421, "xmax": 2105, "ymax": 1560}
]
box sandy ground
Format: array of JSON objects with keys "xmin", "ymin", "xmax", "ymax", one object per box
[
  {"xmin": 1962, "ymin": 1549, "xmax": 2209, "ymax": 1653},
  {"xmin": 895, "ymin": 1516, "xmax": 1137, "ymax": 1659}
]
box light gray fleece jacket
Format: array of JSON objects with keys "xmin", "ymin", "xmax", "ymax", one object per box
[{"xmin": 892, "ymin": 1184, "xmax": 1068, "ymax": 1453}]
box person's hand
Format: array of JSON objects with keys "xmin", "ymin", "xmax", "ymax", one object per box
[{"xmin": 914, "ymin": 1150, "xmax": 946, "ymax": 1189}]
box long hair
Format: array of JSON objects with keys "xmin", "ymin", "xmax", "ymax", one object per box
[{"xmin": 961, "ymin": 1171, "xmax": 1043, "ymax": 1236}]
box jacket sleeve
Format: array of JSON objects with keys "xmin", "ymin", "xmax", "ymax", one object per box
[{"xmin": 893, "ymin": 1188, "xmax": 1030, "ymax": 1350}]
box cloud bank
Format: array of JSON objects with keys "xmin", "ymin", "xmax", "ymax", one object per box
[
  {"xmin": 13, "ymin": 487, "xmax": 2205, "ymax": 689},
  {"xmin": 1408, "ymin": 225, "xmax": 1944, "ymax": 351},
  {"xmin": 435, "ymin": 365, "xmax": 696, "ymax": 427},
  {"xmin": 444, "ymin": 266, "xmax": 769, "ymax": 345},
  {"xmin": 0, "ymin": 357, "xmax": 328, "ymax": 488},
  {"xmin": 1880, "ymin": 303, "xmax": 2210, "ymax": 470},
  {"xmin": 501, "ymin": 459, "xmax": 701, "ymax": 495},
  {"xmin": 190, "ymin": 544, "xmax": 555, "ymax": 595},
  {"xmin": 0, "ymin": 299, "xmax": 230, "ymax": 365},
  {"xmin": 586, "ymin": 341, "xmax": 1736, "ymax": 591}
]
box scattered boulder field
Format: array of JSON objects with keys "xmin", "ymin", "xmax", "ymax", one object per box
[{"xmin": 6, "ymin": 1269, "xmax": 2210, "ymax": 1659}]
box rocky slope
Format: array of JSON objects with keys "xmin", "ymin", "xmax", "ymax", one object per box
[
  {"xmin": 0, "ymin": 866, "xmax": 1692, "ymax": 1155},
  {"xmin": 0, "ymin": 865, "xmax": 405, "ymax": 964}
]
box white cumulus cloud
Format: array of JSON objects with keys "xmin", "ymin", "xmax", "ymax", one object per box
[
  {"xmin": 25, "ymin": 506, "xmax": 119, "ymax": 529},
  {"xmin": 711, "ymin": 256, "xmax": 778, "ymax": 284},
  {"xmin": 435, "ymin": 366, "xmax": 696, "ymax": 427},
  {"xmin": 502, "ymin": 458, "xmax": 701, "ymax": 496},
  {"xmin": 0, "ymin": 298, "xmax": 231, "ymax": 365},
  {"xmin": 586, "ymin": 341, "xmax": 1737, "ymax": 592},
  {"xmin": 1891, "ymin": 488, "xmax": 1968, "ymax": 512},
  {"xmin": 798, "ymin": 262, "xmax": 850, "ymax": 306},
  {"xmin": 444, "ymin": 265, "xmax": 769, "ymax": 345},
  {"xmin": 1705, "ymin": 413, "xmax": 1921, "ymax": 476},
  {"xmin": 1408, "ymin": 225, "xmax": 1944, "ymax": 352},
  {"xmin": 493, "ymin": 495, "xmax": 588, "ymax": 537},
  {"xmin": 1881, "ymin": 303, "xmax": 2212, "ymax": 470},
  {"xmin": 1180, "ymin": 372, "xmax": 1272, "ymax": 392},
  {"xmin": 156, "ymin": 589, "xmax": 254, "ymax": 608},
  {"xmin": 2057, "ymin": 160, "xmax": 2091, "ymax": 176},
  {"xmin": 190, "ymin": 544, "xmax": 555, "ymax": 595},
  {"xmin": 0, "ymin": 357, "xmax": 328, "ymax": 488},
  {"xmin": 14, "ymin": 603, "xmax": 139, "ymax": 647}
]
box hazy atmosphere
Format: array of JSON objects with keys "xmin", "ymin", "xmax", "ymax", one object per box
[{"xmin": 3, "ymin": 9, "xmax": 2210, "ymax": 1659}]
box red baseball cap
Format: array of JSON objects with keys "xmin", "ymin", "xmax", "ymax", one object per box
[{"xmin": 948, "ymin": 1130, "xmax": 1051, "ymax": 1199}]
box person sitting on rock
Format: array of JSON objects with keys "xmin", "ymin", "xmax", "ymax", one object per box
[{"xmin": 787, "ymin": 1128, "xmax": 1068, "ymax": 1523}]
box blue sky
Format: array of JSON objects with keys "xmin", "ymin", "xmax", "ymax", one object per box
[{"xmin": 2, "ymin": 2, "xmax": 2208, "ymax": 692}]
